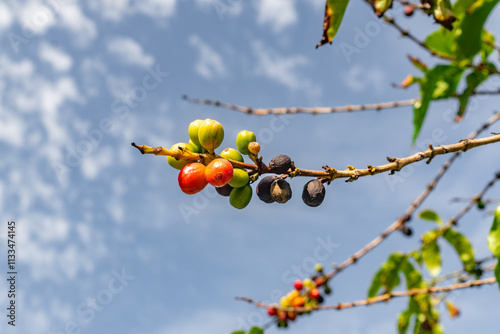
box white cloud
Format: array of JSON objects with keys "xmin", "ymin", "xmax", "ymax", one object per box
[
  {"xmin": 80, "ymin": 146, "xmax": 114, "ymax": 180},
  {"xmin": 57, "ymin": 2, "xmax": 97, "ymax": 46},
  {"xmin": 107, "ymin": 36, "xmax": 155, "ymax": 68},
  {"xmin": 251, "ymin": 40, "xmax": 321, "ymax": 98},
  {"xmin": 136, "ymin": 0, "xmax": 177, "ymax": 18},
  {"xmin": 39, "ymin": 42, "xmax": 73, "ymax": 72},
  {"xmin": 343, "ymin": 65, "xmax": 386, "ymax": 93},
  {"xmin": 255, "ymin": 0, "xmax": 297, "ymax": 32},
  {"xmin": 89, "ymin": 0, "xmax": 177, "ymax": 21},
  {"xmin": 0, "ymin": 2, "xmax": 14, "ymax": 31},
  {"xmin": 189, "ymin": 35, "xmax": 227, "ymax": 79}
]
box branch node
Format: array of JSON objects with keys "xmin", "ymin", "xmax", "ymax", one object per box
[
  {"xmin": 460, "ymin": 138, "xmax": 472, "ymax": 152},
  {"xmin": 427, "ymin": 144, "xmax": 436, "ymax": 164}
]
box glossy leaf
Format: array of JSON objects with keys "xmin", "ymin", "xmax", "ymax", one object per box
[
  {"xmin": 480, "ymin": 30, "xmax": 496, "ymax": 61},
  {"xmin": 452, "ymin": 0, "xmax": 500, "ymax": 60},
  {"xmin": 368, "ymin": 0, "xmax": 393, "ymax": 16},
  {"xmin": 368, "ymin": 252, "xmax": 405, "ymax": 297},
  {"xmin": 418, "ymin": 210, "xmax": 443, "ymax": 225},
  {"xmin": 413, "ymin": 65, "xmax": 464, "ymax": 142},
  {"xmin": 495, "ymin": 262, "xmax": 500, "ymax": 291},
  {"xmin": 425, "ymin": 29, "xmax": 453, "ymax": 58},
  {"xmin": 488, "ymin": 203, "xmax": 500, "ymax": 258},
  {"xmin": 422, "ymin": 239, "xmax": 442, "ymax": 277},
  {"xmin": 317, "ymin": 0, "xmax": 350, "ymax": 47},
  {"xmin": 457, "ymin": 69, "xmax": 490, "ymax": 118},
  {"xmin": 398, "ymin": 309, "xmax": 412, "ymax": 334},
  {"xmin": 248, "ymin": 327, "xmax": 264, "ymax": 334},
  {"xmin": 433, "ymin": 0, "xmax": 456, "ymax": 30},
  {"xmin": 443, "ymin": 228, "xmax": 475, "ymax": 272}
]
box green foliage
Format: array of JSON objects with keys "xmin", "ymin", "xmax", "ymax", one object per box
[
  {"xmin": 231, "ymin": 327, "xmax": 264, "ymax": 334},
  {"xmin": 248, "ymin": 327, "xmax": 264, "ymax": 334},
  {"xmin": 489, "ymin": 203, "xmax": 500, "ymax": 290},
  {"xmin": 443, "ymin": 228, "xmax": 475, "ymax": 272},
  {"xmin": 457, "ymin": 69, "xmax": 490, "ymax": 118},
  {"xmin": 422, "ymin": 238, "xmax": 442, "ymax": 277},
  {"xmin": 413, "ymin": 65, "xmax": 464, "ymax": 142},
  {"xmin": 418, "ymin": 210, "xmax": 443, "ymax": 225},
  {"xmin": 488, "ymin": 203, "xmax": 500, "ymax": 258},
  {"xmin": 368, "ymin": 252, "xmax": 405, "ymax": 297},
  {"xmin": 318, "ymin": 0, "xmax": 350, "ymax": 46},
  {"xmin": 452, "ymin": 0, "xmax": 500, "ymax": 60}
]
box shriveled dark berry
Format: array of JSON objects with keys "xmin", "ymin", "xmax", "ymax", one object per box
[
  {"xmin": 270, "ymin": 179, "xmax": 292, "ymax": 203},
  {"xmin": 402, "ymin": 226, "xmax": 413, "ymax": 237},
  {"xmin": 215, "ymin": 183, "xmax": 233, "ymax": 197},
  {"xmin": 268, "ymin": 154, "xmax": 293, "ymax": 174},
  {"xmin": 302, "ymin": 179, "xmax": 326, "ymax": 207},
  {"xmin": 256, "ymin": 176, "xmax": 277, "ymax": 203},
  {"xmin": 404, "ymin": 5, "xmax": 414, "ymax": 16}
]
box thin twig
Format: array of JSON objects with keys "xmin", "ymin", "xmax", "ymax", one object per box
[
  {"xmin": 132, "ymin": 132, "xmax": 500, "ymax": 181},
  {"xmin": 182, "ymin": 95, "xmax": 418, "ymax": 115},
  {"xmin": 325, "ymin": 112, "xmax": 500, "ymax": 279},
  {"xmin": 237, "ymin": 277, "xmax": 497, "ymax": 313},
  {"xmin": 383, "ymin": 16, "xmax": 500, "ymax": 75}
]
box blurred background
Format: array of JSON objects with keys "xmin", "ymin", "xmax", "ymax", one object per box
[{"xmin": 1, "ymin": 1, "xmax": 500, "ymax": 333}]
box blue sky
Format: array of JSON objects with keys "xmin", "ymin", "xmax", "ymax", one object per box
[{"xmin": 1, "ymin": 1, "xmax": 500, "ymax": 333}]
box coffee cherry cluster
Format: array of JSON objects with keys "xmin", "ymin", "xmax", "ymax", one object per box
[
  {"xmin": 266, "ymin": 264, "xmax": 332, "ymax": 328},
  {"xmin": 145, "ymin": 118, "xmax": 330, "ymax": 209},
  {"xmin": 169, "ymin": 119, "xmax": 258, "ymax": 209}
]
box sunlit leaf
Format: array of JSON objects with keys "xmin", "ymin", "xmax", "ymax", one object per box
[
  {"xmin": 368, "ymin": 252, "xmax": 405, "ymax": 297},
  {"xmin": 413, "ymin": 65, "xmax": 464, "ymax": 142},
  {"xmin": 443, "ymin": 228, "xmax": 475, "ymax": 272},
  {"xmin": 418, "ymin": 210, "xmax": 443, "ymax": 225},
  {"xmin": 452, "ymin": 0, "xmax": 500, "ymax": 60},
  {"xmin": 367, "ymin": 0, "xmax": 393, "ymax": 16},
  {"xmin": 433, "ymin": 0, "xmax": 456, "ymax": 29},
  {"xmin": 316, "ymin": 0, "xmax": 350, "ymax": 47},
  {"xmin": 422, "ymin": 239, "xmax": 442, "ymax": 277},
  {"xmin": 248, "ymin": 327, "xmax": 264, "ymax": 334},
  {"xmin": 488, "ymin": 203, "xmax": 500, "ymax": 258}
]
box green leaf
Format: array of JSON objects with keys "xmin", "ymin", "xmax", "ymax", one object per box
[
  {"xmin": 418, "ymin": 210, "xmax": 443, "ymax": 225},
  {"xmin": 368, "ymin": 252, "xmax": 405, "ymax": 297},
  {"xmin": 368, "ymin": 0, "xmax": 393, "ymax": 16},
  {"xmin": 452, "ymin": 0, "xmax": 500, "ymax": 60},
  {"xmin": 317, "ymin": 0, "xmax": 350, "ymax": 47},
  {"xmin": 248, "ymin": 327, "xmax": 264, "ymax": 334},
  {"xmin": 422, "ymin": 240, "xmax": 442, "ymax": 277},
  {"xmin": 480, "ymin": 30, "xmax": 495, "ymax": 61},
  {"xmin": 433, "ymin": 0, "xmax": 456, "ymax": 29},
  {"xmin": 488, "ymin": 203, "xmax": 500, "ymax": 258},
  {"xmin": 413, "ymin": 65, "xmax": 464, "ymax": 142},
  {"xmin": 398, "ymin": 309, "xmax": 413, "ymax": 334},
  {"xmin": 401, "ymin": 258, "xmax": 425, "ymax": 290},
  {"xmin": 231, "ymin": 331, "xmax": 246, "ymax": 334},
  {"xmin": 425, "ymin": 29, "xmax": 453, "ymax": 58},
  {"xmin": 443, "ymin": 228, "xmax": 475, "ymax": 272},
  {"xmin": 457, "ymin": 69, "xmax": 490, "ymax": 118},
  {"xmin": 494, "ymin": 262, "xmax": 500, "ymax": 291}
]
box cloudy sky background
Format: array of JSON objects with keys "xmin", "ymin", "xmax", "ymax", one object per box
[{"xmin": 1, "ymin": 0, "xmax": 500, "ymax": 333}]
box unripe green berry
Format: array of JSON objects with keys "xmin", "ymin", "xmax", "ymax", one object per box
[
  {"xmin": 228, "ymin": 168, "xmax": 249, "ymax": 188},
  {"xmin": 188, "ymin": 119, "xmax": 203, "ymax": 146},
  {"xmin": 229, "ymin": 184, "xmax": 252, "ymax": 209},
  {"xmin": 198, "ymin": 119, "xmax": 224, "ymax": 151},
  {"xmin": 236, "ymin": 130, "xmax": 256, "ymax": 155},
  {"xmin": 220, "ymin": 148, "xmax": 244, "ymax": 162}
]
